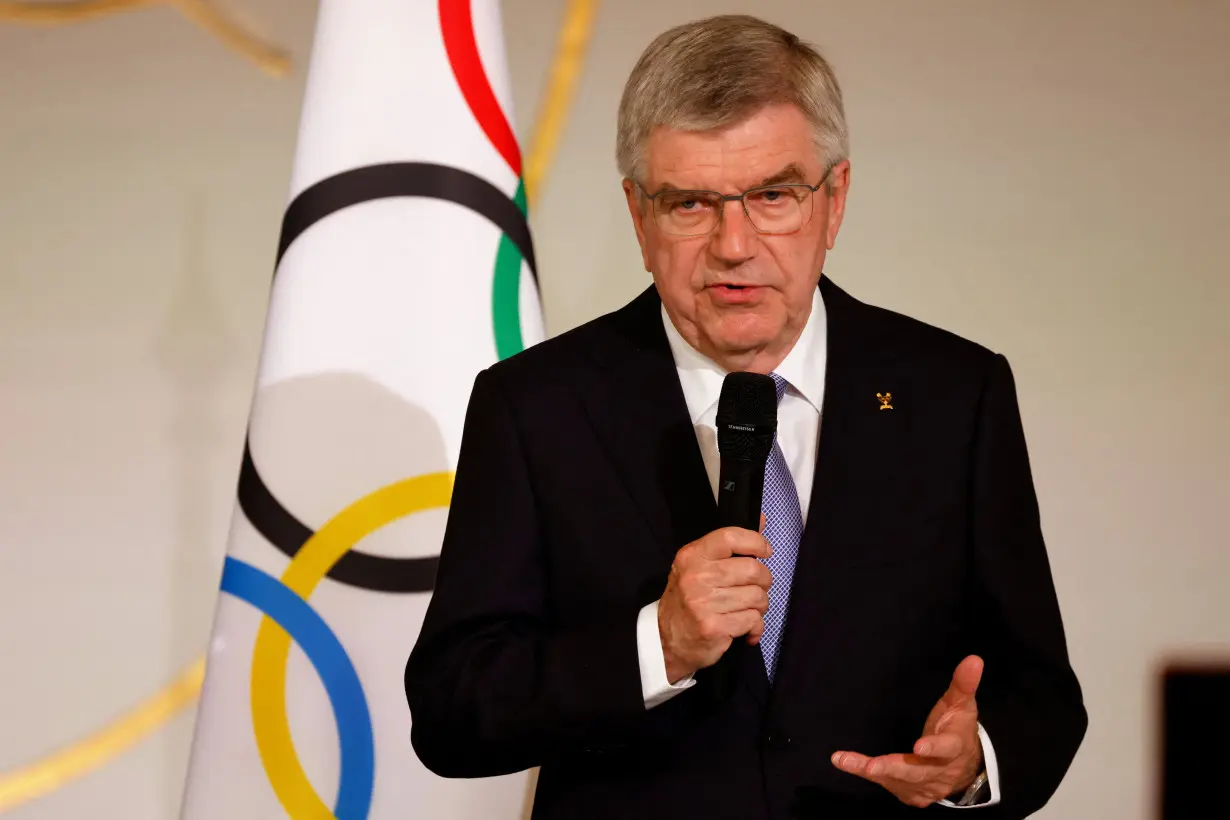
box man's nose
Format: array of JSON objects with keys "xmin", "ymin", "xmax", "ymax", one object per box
[{"xmin": 709, "ymin": 199, "xmax": 757, "ymax": 264}]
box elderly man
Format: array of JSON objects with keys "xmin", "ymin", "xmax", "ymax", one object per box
[{"xmin": 406, "ymin": 14, "xmax": 1086, "ymax": 819}]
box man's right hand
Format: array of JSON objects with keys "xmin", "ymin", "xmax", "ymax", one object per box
[{"xmin": 658, "ymin": 526, "xmax": 773, "ymax": 684}]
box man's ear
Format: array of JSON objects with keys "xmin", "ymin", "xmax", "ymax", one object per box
[
  {"xmin": 622, "ymin": 179, "xmax": 652, "ymax": 272},
  {"xmin": 823, "ymin": 160, "xmax": 851, "ymax": 251}
]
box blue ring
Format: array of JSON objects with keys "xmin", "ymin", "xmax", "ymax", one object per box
[{"xmin": 220, "ymin": 557, "xmax": 375, "ymax": 820}]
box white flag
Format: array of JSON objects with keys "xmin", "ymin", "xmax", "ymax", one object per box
[{"xmin": 181, "ymin": 1, "xmax": 542, "ymax": 817}]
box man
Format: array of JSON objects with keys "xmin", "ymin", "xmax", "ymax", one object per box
[{"xmin": 406, "ymin": 14, "xmax": 1086, "ymax": 819}]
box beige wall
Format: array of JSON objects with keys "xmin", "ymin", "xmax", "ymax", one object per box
[{"xmin": 1, "ymin": 1, "xmax": 1227, "ymax": 818}]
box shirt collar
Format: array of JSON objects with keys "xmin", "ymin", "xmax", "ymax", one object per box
[{"xmin": 661, "ymin": 286, "xmax": 827, "ymax": 422}]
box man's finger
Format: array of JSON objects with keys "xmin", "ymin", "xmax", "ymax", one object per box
[
  {"xmin": 943, "ymin": 655, "xmax": 984, "ymax": 707},
  {"xmin": 728, "ymin": 608, "xmax": 765, "ymax": 641},
  {"xmin": 710, "ymin": 584, "xmax": 769, "ymax": 615},
  {"xmin": 830, "ymin": 751, "xmax": 874, "ymax": 777},
  {"xmin": 833, "ymin": 751, "xmax": 943, "ymax": 784},
  {"xmin": 913, "ymin": 732, "xmax": 963, "ymax": 761},
  {"xmin": 863, "ymin": 754, "xmax": 936, "ymax": 784},
  {"xmin": 832, "ymin": 752, "xmax": 928, "ymax": 785},
  {"xmin": 716, "ymin": 557, "xmax": 774, "ymax": 590},
  {"xmin": 698, "ymin": 528, "xmax": 772, "ymax": 561},
  {"xmin": 745, "ymin": 613, "xmax": 765, "ymax": 644}
]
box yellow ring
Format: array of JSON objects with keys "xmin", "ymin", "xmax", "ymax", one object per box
[
  {"xmin": 249, "ymin": 472, "xmax": 453, "ymax": 819},
  {"xmin": 0, "ymin": 0, "xmax": 599, "ymax": 809}
]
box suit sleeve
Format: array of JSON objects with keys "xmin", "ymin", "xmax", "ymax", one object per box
[
  {"xmin": 404, "ymin": 367, "xmax": 649, "ymax": 778},
  {"xmin": 967, "ymin": 354, "xmax": 1088, "ymax": 817}
]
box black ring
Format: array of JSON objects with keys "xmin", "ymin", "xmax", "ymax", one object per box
[
  {"xmin": 239, "ymin": 161, "xmax": 537, "ymax": 593},
  {"xmin": 275, "ymin": 161, "xmax": 536, "ymax": 282},
  {"xmin": 238, "ymin": 440, "xmax": 439, "ymax": 593}
]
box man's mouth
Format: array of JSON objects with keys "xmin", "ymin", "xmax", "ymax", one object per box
[{"xmin": 708, "ymin": 283, "xmax": 763, "ymax": 303}]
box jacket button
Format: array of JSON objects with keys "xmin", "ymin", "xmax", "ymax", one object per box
[{"xmin": 765, "ymin": 731, "xmax": 791, "ymax": 749}]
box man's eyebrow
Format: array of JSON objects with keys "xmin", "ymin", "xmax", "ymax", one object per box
[
  {"xmin": 649, "ymin": 163, "xmax": 809, "ymax": 195},
  {"xmin": 649, "ymin": 179, "xmax": 699, "ymax": 195},
  {"xmin": 753, "ymin": 163, "xmax": 808, "ymax": 187}
]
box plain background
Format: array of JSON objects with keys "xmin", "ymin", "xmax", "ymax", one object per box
[{"xmin": 1, "ymin": 1, "xmax": 1227, "ymax": 818}]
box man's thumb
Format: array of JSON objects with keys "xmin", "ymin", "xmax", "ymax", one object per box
[{"xmin": 948, "ymin": 655, "xmax": 984, "ymax": 705}]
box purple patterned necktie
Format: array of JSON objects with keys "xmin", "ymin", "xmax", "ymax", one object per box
[{"xmin": 760, "ymin": 373, "xmax": 805, "ymax": 682}]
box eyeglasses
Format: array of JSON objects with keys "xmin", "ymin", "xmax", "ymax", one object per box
[{"xmin": 638, "ymin": 169, "xmax": 831, "ymax": 237}]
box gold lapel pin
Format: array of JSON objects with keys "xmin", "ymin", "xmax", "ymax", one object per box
[{"xmin": 876, "ymin": 392, "xmax": 894, "ymax": 410}]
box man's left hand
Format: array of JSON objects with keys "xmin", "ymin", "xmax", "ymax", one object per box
[{"xmin": 831, "ymin": 655, "xmax": 985, "ymax": 808}]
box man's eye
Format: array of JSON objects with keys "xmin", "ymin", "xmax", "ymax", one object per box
[
  {"xmin": 666, "ymin": 195, "xmax": 712, "ymax": 212},
  {"xmin": 753, "ymin": 187, "xmax": 795, "ymax": 205}
]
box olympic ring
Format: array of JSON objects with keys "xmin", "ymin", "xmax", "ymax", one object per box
[
  {"xmin": 440, "ymin": 0, "xmax": 523, "ymax": 175},
  {"xmin": 274, "ymin": 163, "xmax": 536, "ymax": 279},
  {"xmin": 439, "ymin": 0, "xmax": 535, "ymax": 360},
  {"xmin": 237, "ymin": 441, "xmax": 441, "ymax": 593},
  {"xmin": 492, "ymin": 178, "xmax": 529, "ymax": 360},
  {"xmin": 220, "ymin": 558, "xmax": 374, "ymax": 820},
  {"xmin": 272, "ymin": 161, "xmax": 537, "ymax": 374},
  {"xmin": 245, "ymin": 472, "xmax": 453, "ymax": 819}
]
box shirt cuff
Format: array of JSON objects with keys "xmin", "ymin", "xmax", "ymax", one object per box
[
  {"xmin": 637, "ymin": 599, "xmax": 696, "ymax": 709},
  {"xmin": 937, "ymin": 722, "xmax": 1002, "ymax": 808}
]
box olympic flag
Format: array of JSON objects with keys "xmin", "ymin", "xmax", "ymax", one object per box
[{"xmin": 180, "ymin": 1, "xmax": 542, "ymax": 818}]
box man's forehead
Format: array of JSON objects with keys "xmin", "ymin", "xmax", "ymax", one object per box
[{"xmin": 641, "ymin": 105, "xmax": 819, "ymax": 189}]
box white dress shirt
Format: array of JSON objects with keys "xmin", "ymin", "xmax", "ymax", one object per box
[{"xmin": 634, "ymin": 287, "xmax": 1001, "ymax": 807}]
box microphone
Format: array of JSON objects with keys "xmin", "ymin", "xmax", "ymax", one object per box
[
  {"xmin": 706, "ymin": 372, "xmax": 777, "ymax": 700},
  {"xmin": 715, "ymin": 372, "xmax": 778, "ymax": 530}
]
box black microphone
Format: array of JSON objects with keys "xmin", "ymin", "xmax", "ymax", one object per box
[{"xmin": 715, "ymin": 372, "xmax": 778, "ymax": 530}]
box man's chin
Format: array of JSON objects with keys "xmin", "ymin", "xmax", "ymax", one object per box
[{"xmin": 704, "ymin": 329, "xmax": 784, "ymax": 361}]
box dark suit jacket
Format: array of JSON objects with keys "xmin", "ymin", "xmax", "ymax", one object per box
[{"xmin": 405, "ymin": 277, "xmax": 1087, "ymax": 819}]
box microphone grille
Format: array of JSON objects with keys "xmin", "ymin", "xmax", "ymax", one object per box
[{"xmin": 716, "ymin": 372, "xmax": 777, "ymax": 460}]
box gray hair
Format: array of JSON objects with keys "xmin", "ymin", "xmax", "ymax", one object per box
[{"xmin": 616, "ymin": 14, "xmax": 849, "ymax": 187}]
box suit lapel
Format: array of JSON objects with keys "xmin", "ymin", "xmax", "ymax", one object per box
[
  {"xmin": 770, "ymin": 277, "xmax": 912, "ymax": 692},
  {"xmin": 805, "ymin": 276, "xmax": 912, "ymax": 534},
  {"xmin": 575, "ymin": 287, "xmax": 717, "ymax": 561}
]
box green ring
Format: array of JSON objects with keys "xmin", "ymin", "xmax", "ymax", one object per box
[{"xmin": 492, "ymin": 178, "xmax": 528, "ymax": 361}]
